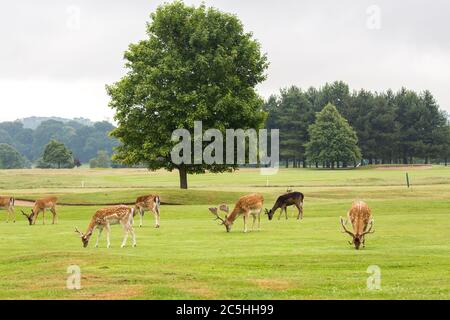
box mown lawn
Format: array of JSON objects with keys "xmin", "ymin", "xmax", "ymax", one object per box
[{"xmin": 0, "ymin": 166, "xmax": 449, "ymax": 299}]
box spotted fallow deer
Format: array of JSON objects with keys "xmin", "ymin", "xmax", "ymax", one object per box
[
  {"xmin": 21, "ymin": 197, "xmax": 58, "ymax": 225},
  {"xmin": 0, "ymin": 196, "xmax": 15, "ymax": 223},
  {"xmin": 134, "ymin": 194, "xmax": 161, "ymax": 228},
  {"xmin": 209, "ymin": 193, "xmax": 264, "ymax": 233},
  {"xmin": 265, "ymin": 191, "xmax": 304, "ymax": 220},
  {"xmin": 340, "ymin": 200, "xmax": 375, "ymax": 250},
  {"xmin": 75, "ymin": 205, "xmax": 136, "ymax": 248}
]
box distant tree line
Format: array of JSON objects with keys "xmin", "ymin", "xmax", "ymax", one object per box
[
  {"xmin": 265, "ymin": 81, "xmax": 450, "ymax": 167},
  {"xmin": 0, "ymin": 119, "xmax": 119, "ymax": 168}
]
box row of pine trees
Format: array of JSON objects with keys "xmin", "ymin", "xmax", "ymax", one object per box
[{"xmin": 264, "ymin": 81, "xmax": 450, "ymax": 167}]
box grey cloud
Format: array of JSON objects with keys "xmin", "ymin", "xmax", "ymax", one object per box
[{"xmin": 0, "ymin": 0, "xmax": 449, "ymax": 111}]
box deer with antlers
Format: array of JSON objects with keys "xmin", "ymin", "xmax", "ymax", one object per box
[
  {"xmin": 0, "ymin": 196, "xmax": 15, "ymax": 223},
  {"xmin": 340, "ymin": 200, "xmax": 375, "ymax": 250},
  {"xmin": 265, "ymin": 191, "xmax": 304, "ymax": 220},
  {"xmin": 134, "ymin": 194, "xmax": 161, "ymax": 228},
  {"xmin": 21, "ymin": 197, "xmax": 58, "ymax": 225},
  {"xmin": 75, "ymin": 205, "xmax": 136, "ymax": 248},
  {"xmin": 209, "ymin": 193, "xmax": 264, "ymax": 233}
]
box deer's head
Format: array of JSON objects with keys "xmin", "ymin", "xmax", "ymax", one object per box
[
  {"xmin": 21, "ymin": 210, "xmax": 34, "ymax": 225},
  {"xmin": 75, "ymin": 227, "xmax": 93, "ymax": 248},
  {"xmin": 264, "ymin": 208, "xmax": 274, "ymax": 220},
  {"xmin": 209, "ymin": 206, "xmax": 231, "ymax": 232},
  {"xmin": 340, "ymin": 217, "xmax": 374, "ymax": 250}
]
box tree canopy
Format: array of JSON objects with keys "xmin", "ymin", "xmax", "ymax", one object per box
[
  {"xmin": 0, "ymin": 144, "xmax": 28, "ymax": 169},
  {"xmin": 107, "ymin": 1, "xmax": 268, "ymax": 188},
  {"xmin": 41, "ymin": 140, "xmax": 74, "ymax": 169},
  {"xmin": 305, "ymin": 104, "xmax": 361, "ymax": 168}
]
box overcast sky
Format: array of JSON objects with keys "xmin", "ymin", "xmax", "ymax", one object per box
[{"xmin": 1, "ymin": 0, "xmax": 449, "ymax": 122}]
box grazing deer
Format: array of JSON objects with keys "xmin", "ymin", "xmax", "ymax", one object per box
[
  {"xmin": 21, "ymin": 197, "xmax": 58, "ymax": 225},
  {"xmin": 209, "ymin": 193, "xmax": 264, "ymax": 233},
  {"xmin": 0, "ymin": 196, "xmax": 15, "ymax": 223},
  {"xmin": 75, "ymin": 205, "xmax": 136, "ymax": 248},
  {"xmin": 340, "ymin": 200, "xmax": 375, "ymax": 250},
  {"xmin": 265, "ymin": 191, "xmax": 304, "ymax": 220},
  {"xmin": 134, "ymin": 194, "xmax": 161, "ymax": 228}
]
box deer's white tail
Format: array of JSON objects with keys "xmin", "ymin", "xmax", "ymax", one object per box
[
  {"xmin": 155, "ymin": 196, "xmax": 161, "ymax": 209},
  {"xmin": 10, "ymin": 197, "xmax": 14, "ymax": 207}
]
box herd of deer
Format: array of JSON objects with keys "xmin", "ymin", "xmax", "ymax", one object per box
[{"xmin": 0, "ymin": 190, "xmax": 374, "ymax": 250}]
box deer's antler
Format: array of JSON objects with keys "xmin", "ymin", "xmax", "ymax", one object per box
[
  {"xmin": 362, "ymin": 219, "xmax": 375, "ymax": 236},
  {"xmin": 219, "ymin": 204, "xmax": 229, "ymax": 213},
  {"xmin": 21, "ymin": 210, "xmax": 30, "ymax": 218},
  {"xmin": 340, "ymin": 217, "xmax": 354, "ymax": 237},
  {"xmin": 74, "ymin": 227, "xmax": 84, "ymax": 236},
  {"xmin": 209, "ymin": 207, "xmax": 225, "ymax": 224}
]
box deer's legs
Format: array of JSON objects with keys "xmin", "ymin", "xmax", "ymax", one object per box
[
  {"xmin": 251, "ymin": 214, "xmax": 257, "ymax": 231},
  {"xmin": 243, "ymin": 214, "xmax": 248, "ymax": 233},
  {"xmin": 139, "ymin": 207, "xmax": 144, "ymax": 227},
  {"xmin": 10, "ymin": 207, "xmax": 15, "ymax": 223},
  {"xmin": 284, "ymin": 207, "xmax": 288, "ymax": 220},
  {"xmin": 32, "ymin": 209, "xmax": 39, "ymax": 225},
  {"xmin": 50, "ymin": 207, "xmax": 57, "ymax": 224},
  {"xmin": 154, "ymin": 206, "xmax": 160, "ymax": 228},
  {"xmin": 105, "ymin": 224, "xmax": 111, "ymax": 248},
  {"xmin": 7, "ymin": 207, "xmax": 15, "ymax": 223},
  {"xmin": 121, "ymin": 223, "xmax": 135, "ymax": 248},
  {"xmin": 121, "ymin": 223, "xmax": 128, "ymax": 247},
  {"xmin": 95, "ymin": 228, "xmax": 103, "ymax": 248},
  {"xmin": 295, "ymin": 203, "xmax": 303, "ymax": 220}
]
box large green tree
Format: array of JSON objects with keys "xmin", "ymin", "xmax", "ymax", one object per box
[
  {"xmin": 41, "ymin": 140, "xmax": 74, "ymax": 169},
  {"xmin": 305, "ymin": 104, "xmax": 361, "ymax": 168},
  {"xmin": 107, "ymin": 1, "xmax": 268, "ymax": 188}
]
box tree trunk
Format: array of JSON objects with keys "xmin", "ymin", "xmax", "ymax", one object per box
[{"xmin": 178, "ymin": 166, "xmax": 188, "ymax": 189}]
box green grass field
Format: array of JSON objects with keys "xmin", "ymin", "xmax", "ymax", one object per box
[{"xmin": 0, "ymin": 166, "xmax": 449, "ymax": 299}]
